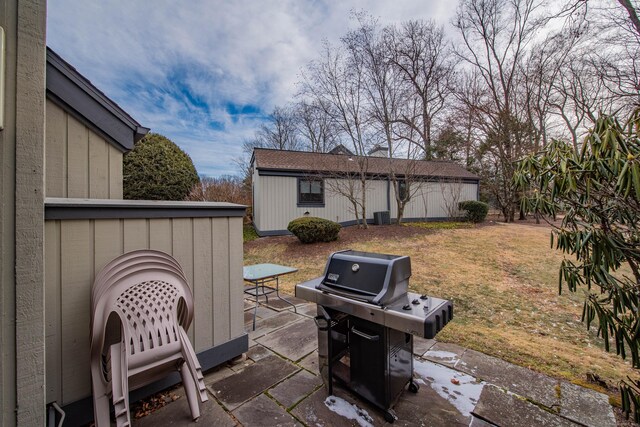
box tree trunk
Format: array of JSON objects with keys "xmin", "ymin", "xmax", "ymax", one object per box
[
  {"xmin": 396, "ymin": 203, "xmax": 405, "ymax": 225},
  {"xmin": 361, "ymin": 178, "xmax": 368, "ymax": 229}
]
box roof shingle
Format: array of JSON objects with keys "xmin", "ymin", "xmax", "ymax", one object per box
[{"xmin": 252, "ymin": 148, "xmax": 479, "ymax": 180}]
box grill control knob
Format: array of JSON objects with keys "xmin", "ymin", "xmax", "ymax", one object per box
[
  {"xmin": 402, "ymin": 304, "xmax": 411, "ymax": 311},
  {"xmin": 420, "ymin": 294, "xmax": 428, "ymax": 300},
  {"xmin": 412, "ymin": 299, "xmax": 420, "ymax": 305},
  {"xmin": 351, "ymin": 263, "xmax": 360, "ymax": 272}
]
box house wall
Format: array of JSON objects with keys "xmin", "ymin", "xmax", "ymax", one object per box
[
  {"xmin": 253, "ymin": 174, "xmax": 387, "ymax": 233},
  {"xmin": 0, "ymin": 0, "xmax": 47, "ymax": 425},
  {"xmin": 252, "ymin": 163, "xmax": 260, "ymax": 228},
  {"xmin": 44, "ymin": 211, "xmax": 245, "ymax": 406},
  {"xmin": 389, "ymin": 182, "xmax": 478, "ymax": 219},
  {"xmin": 45, "ymin": 99, "xmax": 124, "ymax": 199},
  {"xmin": 253, "ymin": 173, "xmax": 478, "ymax": 234}
]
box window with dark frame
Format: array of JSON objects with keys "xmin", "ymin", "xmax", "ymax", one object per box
[
  {"xmin": 398, "ymin": 180, "xmax": 408, "ymax": 201},
  {"xmin": 298, "ymin": 178, "xmax": 324, "ymax": 206}
]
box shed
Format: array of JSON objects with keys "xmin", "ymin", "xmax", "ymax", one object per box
[{"xmin": 251, "ymin": 148, "xmax": 480, "ymax": 235}]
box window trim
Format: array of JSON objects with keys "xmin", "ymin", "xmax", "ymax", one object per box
[{"xmin": 297, "ymin": 177, "xmax": 325, "ymax": 207}]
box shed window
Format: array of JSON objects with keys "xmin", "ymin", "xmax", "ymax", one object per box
[
  {"xmin": 398, "ymin": 180, "xmax": 408, "ymax": 201},
  {"xmin": 298, "ymin": 178, "xmax": 324, "ymax": 206}
]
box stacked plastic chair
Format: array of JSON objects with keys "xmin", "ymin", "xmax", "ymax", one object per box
[{"xmin": 90, "ymin": 250, "xmax": 208, "ymax": 427}]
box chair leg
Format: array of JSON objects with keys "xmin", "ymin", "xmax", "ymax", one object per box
[
  {"xmin": 110, "ymin": 343, "xmax": 131, "ymax": 427},
  {"xmin": 180, "ymin": 363, "xmax": 201, "ymax": 421},
  {"xmin": 91, "ymin": 360, "xmax": 111, "ymax": 427},
  {"xmin": 178, "ymin": 328, "xmax": 209, "ymax": 403}
]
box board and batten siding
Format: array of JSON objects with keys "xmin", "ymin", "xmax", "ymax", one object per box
[
  {"xmin": 254, "ymin": 175, "xmax": 388, "ymax": 232},
  {"xmin": 45, "ymin": 99, "xmax": 124, "ymax": 199},
  {"xmin": 253, "ymin": 173, "xmax": 478, "ymax": 234},
  {"xmin": 44, "ymin": 215, "xmax": 244, "ymax": 406},
  {"xmin": 389, "ymin": 182, "xmax": 478, "ymax": 219}
]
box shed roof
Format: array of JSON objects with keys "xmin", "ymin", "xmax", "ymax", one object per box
[
  {"xmin": 46, "ymin": 48, "xmax": 149, "ymax": 152},
  {"xmin": 252, "ymin": 148, "xmax": 479, "ymax": 180}
]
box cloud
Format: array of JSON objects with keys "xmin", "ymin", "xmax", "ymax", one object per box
[{"xmin": 47, "ymin": 0, "xmax": 455, "ymax": 176}]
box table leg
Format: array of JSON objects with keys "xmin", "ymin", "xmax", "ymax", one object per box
[
  {"xmin": 275, "ymin": 276, "xmax": 297, "ymax": 313},
  {"xmin": 253, "ymin": 281, "xmax": 258, "ymax": 331}
]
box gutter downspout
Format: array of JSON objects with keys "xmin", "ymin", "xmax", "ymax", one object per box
[{"xmin": 386, "ymin": 177, "xmax": 391, "ymax": 211}]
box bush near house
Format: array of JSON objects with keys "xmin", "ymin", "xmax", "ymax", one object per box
[
  {"xmin": 287, "ymin": 217, "xmax": 341, "ymax": 243},
  {"xmin": 458, "ymin": 200, "xmax": 489, "ymax": 223},
  {"xmin": 124, "ymin": 133, "xmax": 199, "ymax": 200}
]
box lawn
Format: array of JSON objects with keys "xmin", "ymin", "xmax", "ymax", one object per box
[{"xmin": 244, "ymin": 222, "xmax": 636, "ymax": 398}]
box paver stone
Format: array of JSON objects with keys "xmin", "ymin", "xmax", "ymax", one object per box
[
  {"xmin": 472, "ymin": 385, "xmax": 577, "ymax": 427},
  {"xmin": 210, "ymin": 355, "xmax": 299, "ymax": 410},
  {"xmin": 269, "ymin": 369, "xmax": 323, "ymax": 409},
  {"xmin": 232, "ymin": 393, "xmax": 301, "ymax": 426},
  {"xmin": 132, "ymin": 387, "xmax": 236, "ymax": 427},
  {"xmin": 255, "ymin": 318, "xmax": 317, "ymax": 362}
]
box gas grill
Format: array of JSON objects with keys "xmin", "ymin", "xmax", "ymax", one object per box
[{"xmin": 295, "ymin": 250, "xmax": 453, "ymax": 423}]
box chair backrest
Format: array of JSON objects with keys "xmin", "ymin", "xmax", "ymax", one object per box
[
  {"xmin": 92, "ymin": 250, "xmax": 186, "ymax": 310},
  {"xmin": 91, "ymin": 251, "xmax": 194, "ymax": 363},
  {"xmin": 92, "ymin": 260, "xmax": 189, "ymax": 319}
]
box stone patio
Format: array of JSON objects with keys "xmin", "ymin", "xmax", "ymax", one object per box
[{"xmin": 132, "ymin": 294, "xmax": 618, "ymax": 427}]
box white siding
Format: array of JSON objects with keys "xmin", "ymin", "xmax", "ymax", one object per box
[
  {"xmin": 252, "ymin": 164, "xmax": 262, "ymax": 230},
  {"xmin": 254, "ymin": 173, "xmax": 478, "ymax": 233},
  {"xmin": 255, "ymin": 175, "xmax": 388, "ymax": 232},
  {"xmin": 390, "ymin": 182, "xmax": 478, "ymax": 219}
]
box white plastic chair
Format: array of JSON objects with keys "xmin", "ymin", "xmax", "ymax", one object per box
[{"xmin": 90, "ymin": 250, "xmax": 208, "ymax": 427}]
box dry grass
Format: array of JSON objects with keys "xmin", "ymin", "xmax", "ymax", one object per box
[{"xmin": 243, "ymin": 222, "xmax": 636, "ymax": 395}]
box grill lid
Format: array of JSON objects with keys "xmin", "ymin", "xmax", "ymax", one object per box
[{"xmin": 317, "ymin": 250, "xmax": 411, "ymax": 306}]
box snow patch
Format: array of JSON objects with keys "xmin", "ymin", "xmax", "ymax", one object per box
[
  {"xmin": 324, "ymin": 395, "xmax": 374, "ymax": 427},
  {"xmin": 414, "ymin": 358, "xmax": 485, "ymax": 418},
  {"xmin": 425, "ymin": 350, "xmax": 460, "ymax": 363}
]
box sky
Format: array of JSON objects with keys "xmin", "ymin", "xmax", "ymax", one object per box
[{"xmin": 47, "ymin": 1, "xmax": 456, "ymax": 177}]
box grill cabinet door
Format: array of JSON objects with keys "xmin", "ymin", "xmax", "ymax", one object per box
[{"xmin": 349, "ymin": 317, "xmax": 387, "ymax": 407}]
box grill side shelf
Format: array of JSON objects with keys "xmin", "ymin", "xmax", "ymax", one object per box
[{"xmin": 296, "ymin": 279, "xmax": 454, "ymax": 339}]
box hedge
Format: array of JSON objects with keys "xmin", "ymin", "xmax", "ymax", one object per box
[
  {"xmin": 458, "ymin": 200, "xmax": 489, "ymax": 223},
  {"xmin": 287, "ymin": 217, "xmax": 341, "ymax": 243}
]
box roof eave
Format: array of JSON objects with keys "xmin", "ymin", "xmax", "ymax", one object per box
[
  {"xmin": 45, "ymin": 47, "xmax": 149, "ymax": 152},
  {"xmin": 256, "ymin": 166, "xmax": 479, "ymax": 181}
]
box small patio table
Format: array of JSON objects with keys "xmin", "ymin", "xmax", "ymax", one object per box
[{"xmin": 243, "ymin": 263, "xmax": 298, "ymax": 330}]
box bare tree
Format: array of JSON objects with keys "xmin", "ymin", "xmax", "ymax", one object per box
[
  {"xmin": 389, "ymin": 20, "xmax": 457, "ymax": 160},
  {"xmin": 454, "ymin": 0, "xmax": 544, "ymax": 222},
  {"xmin": 187, "ymin": 175, "xmax": 250, "ymax": 205},
  {"xmin": 255, "ymin": 106, "xmax": 301, "ymax": 151},
  {"xmin": 294, "ymin": 100, "xmax": 339, "ymax": 153},
  {"xmin": 550, "ymin": 57, "xmax": 614, "ymax": 150},
  {"xmin": 342, "ymin": 15, "xmax": 417, "ymax": 223},
  {"xmin": 301, "ymin": 41, "xmax": 374, "ymax": 228},
  {"xmin": 320, "ymin": 155, "xmax": 373, "ymax": 228},
  {"xmin": 521, "ymin": 33, "xmax": 576, "ymax": 151},
  {"xmin": 440, "ymin": 178, "xmax": 464, "ymax": 219},
  {"xmin": 557, "ymin": 0, "xmax": 640, "ymax": 111}
]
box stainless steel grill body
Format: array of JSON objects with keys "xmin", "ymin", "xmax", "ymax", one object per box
[
  {"xmin": 297, "ymin": 278, "xmax": 451, "ymax": 339},
  {"xmin": 295, "ymin": 250, "xmax": 453, "ymax": 423}
]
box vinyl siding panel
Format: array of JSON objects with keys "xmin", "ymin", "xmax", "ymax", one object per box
[
  {"xmin": 254, "ymin": 174, "xmax": 478, "ymax": 233},
  {"xmin": 390, "ymin": 182, "xmax": 478, "ymax": 219},
  {"xmin": 44, "ymin": 216, "xmax": 243, "ymax": 406},
  {"xmin": 256, "ymin": 175, "xmax": 388, "ymax": 232},
  {"xmin": 45, "ymin": 100, "xmax": 123, "ymax": 199},
  {"xmin": 252, "ymin": 165, "xmax": 261, "ymax": 230}
]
